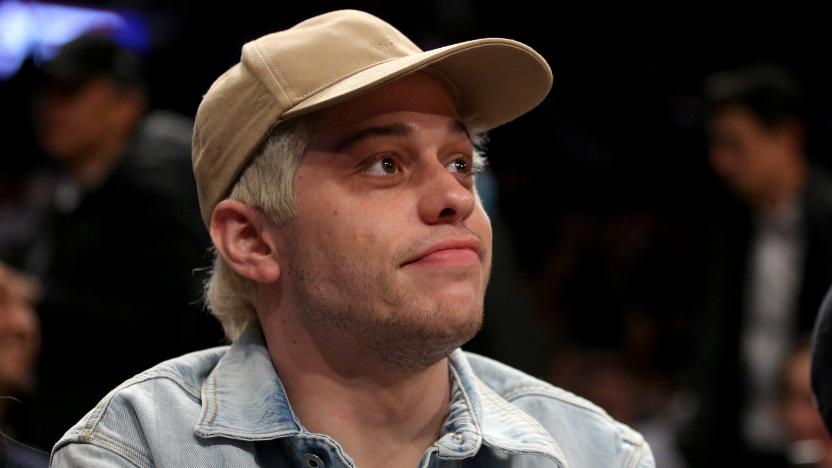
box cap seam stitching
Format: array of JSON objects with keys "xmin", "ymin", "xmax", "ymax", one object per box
[
  {"xmin": 250, "ymin": 43, "xmax": 293, "ymax": 103},
  {"xmin": 382, "ymin": 23, "xmax": 407, "ymax": 48},
  {"xmin": 419, "ymin": 66, "xmax": 466, "ymax": 121}
]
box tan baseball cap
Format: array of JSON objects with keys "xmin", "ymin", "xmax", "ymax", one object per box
[{"xmin": 192, "ymin": 9, "xmax": 553, "ymax": 226}]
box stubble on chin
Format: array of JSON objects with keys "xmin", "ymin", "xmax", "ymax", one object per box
[
  {"xmin": 288, "ymin": 255, "xmax": 484, "ymax": 373},
  {"xmin": 282, "ymin": 215, "xmax": 488, "ymax": 372},
  {"xmin": 360, "ymin": 297, "xmax": 484, "ymax": 372}
]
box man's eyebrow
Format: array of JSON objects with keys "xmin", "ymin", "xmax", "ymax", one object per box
[
  {"xmin": 335, "ymin": 123, "xmax": 413, "ymax": 152},
  {"xmin": 334, "ymin": 119, "xmax": 471, "ymax": 152},
  {"xmin": 449, "ymin": 119, "xmax": 471, "ymax": 140}
]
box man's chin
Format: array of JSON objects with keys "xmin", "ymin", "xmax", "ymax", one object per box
[
  {"xmin": 412, "ymin": 276, "xmax": 485, "ymax": 299},
  {"xmin": 368, "ymin": 304, "xmax": 483, "ymax": 372}
]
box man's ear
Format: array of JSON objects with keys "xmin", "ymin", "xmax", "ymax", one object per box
[{"xmin": 210, "ymin": 200, "xmax": 281, "ymax": 283}]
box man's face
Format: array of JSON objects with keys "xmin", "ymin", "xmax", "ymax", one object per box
[
  {"xmin": 278, "ymin": 72, "xmax": 492, "ymax": 370},
  {"xmin": 0, "ymin": 281, "xmax": 40, "ymax": 395},
  {"xmin": 36, "ymin": 77, "xmax": 127, "ymax": 161},
  {"xmin": 708, "ymin": 106, "xmax": 793, "ymax": 205}
]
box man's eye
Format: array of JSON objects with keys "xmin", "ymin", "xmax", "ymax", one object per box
[
  {"xmin": 447, "ymin": 158, "xmax": 470, "ymax": 174},
  {"xmin": 366, "ymin": 156, "xmax": 399, "ymax": 175}
]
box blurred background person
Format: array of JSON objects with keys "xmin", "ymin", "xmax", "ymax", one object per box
[
  {"xmin": 679, "ymin": 64, "xmax": 832, "ymax": 467},
  {"xmin": 0, "ymin": 264, "xmax": 47, "ymax": 467},
  {"xmin": 813, "ymin": 284, "xmax": 832, "ymax": 441},
  {"xmin": 0, "ymin": 35, "xmax": 222, "ymax": 449},
  {"xmin": 780, "ymin": 339, "xmax": 832, "ymax": 468}
]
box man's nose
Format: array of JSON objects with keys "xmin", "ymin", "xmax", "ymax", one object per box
[{"xmin": 416, "ymin": 163, "xmax": 475, "ymax": 225}]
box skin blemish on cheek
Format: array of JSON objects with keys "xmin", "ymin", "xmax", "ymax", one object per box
[{"xmin": 355, "ymin": 231, "xmax": 377, "ymax": 244}]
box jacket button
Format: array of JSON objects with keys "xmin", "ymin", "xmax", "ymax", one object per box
[{"xmin": 302, "ymin": 453, "xmax": 325, "ymax": 468}]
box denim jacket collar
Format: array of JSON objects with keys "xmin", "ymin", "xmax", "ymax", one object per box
[
  {"xmin": 448, "ymin": 349, "xmax": 568, "ymax": 467},
  {"xmin": 194, "ymin": 327, "xmax": 302, "ymax": 440},
  {"xmin": 193, "ymin": 327, "xmax": 568, "ymax": 467}
]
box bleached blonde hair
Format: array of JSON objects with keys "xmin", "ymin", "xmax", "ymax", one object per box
[{"xmin": 204, "ymin": 115, "xmax": 316, "ymax": 340}]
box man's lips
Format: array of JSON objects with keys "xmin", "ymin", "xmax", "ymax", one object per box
[{"xmin": 401, "ymin": 238, "xmax": 482, "ymax": 267}]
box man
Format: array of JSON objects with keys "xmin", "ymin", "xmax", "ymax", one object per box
[
  {"xmin": 0, "ymin": 35, "xmax": 221, "ymax": 447},
  {"xmin": 680, "ymin": 65, "xmax": 832, "ymax": 467},
  {"xmin": 51, "ymin": 10, "xmax": 654, "ymax": 467},
  {"xmin": 0, "ymin": 264, "xmax": 47, "ymax": 467}
]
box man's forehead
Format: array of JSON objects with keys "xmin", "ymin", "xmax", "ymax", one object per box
[
  {"xmin": 306, "ymin": 72, "xmax": 470, "ymax": 148},
  {"xmin": 329, "ymin": 119, "xmax": 470, "ymax": 154}
]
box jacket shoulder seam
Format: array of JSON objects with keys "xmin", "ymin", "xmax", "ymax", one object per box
[
  {"xmin": 503, "ymin": 384, "xmax": 607, "ymax": 415},
  {"xmin": 623, "ymin": 441, "xmax": 654, "ymax": 468},
  {"xmin": 503, "ymin": 385, "xmax": 646, "ymax": 448},
  {"xmin": 55, "ymin": 432, "xmax": 149, "ymax": 467},
  {"xmin": 77, "ymin": 367, "xmax": 201, "ymax": 438}
]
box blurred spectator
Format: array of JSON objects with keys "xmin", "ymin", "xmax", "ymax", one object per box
[
  {"xmin": 813, "ymin": 285, "xmax": 832, "ymax": 435},
  {"xmin": 0, "ymin": 35, "xmax": 221, "ymax": 448},
  {"xmin": 680, "ymin": 64, "xmax": 832, "ymax": 467},
  {"xmin": 780, "ymin": 339, "xmax": 832, "ymax": 467},
  {"xmin": 0, "ymin": 264, "xmax": 48, "ymax": 467}
]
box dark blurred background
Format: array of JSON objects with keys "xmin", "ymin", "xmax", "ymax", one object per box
[{"xmin": 3, "ymin": 2, "xmax": 832, "ymax": 467}]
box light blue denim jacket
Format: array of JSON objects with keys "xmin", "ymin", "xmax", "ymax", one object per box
[{"xmin": 51, "ymin": 328, "xmax": 654, "ymax": 467}]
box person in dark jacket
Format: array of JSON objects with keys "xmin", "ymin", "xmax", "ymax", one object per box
[
  {"xmin": 680, "ymin": 64, "xmax": 832, "ymax": 468},
  {"xmin": 0, "ymin": 35, "xmax": 222, "ymax": 449}
]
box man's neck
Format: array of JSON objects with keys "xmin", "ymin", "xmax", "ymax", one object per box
[
  {"xmin": 757, "ymin": 155, "xmax": 807, "ymax": 217},
  {"xmin": 260, "ymin": 315, "xmax": 452, "ymax": 468}
]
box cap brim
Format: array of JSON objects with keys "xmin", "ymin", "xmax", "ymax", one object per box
[{"xmin": 280, "ymin": 38, "xmax": 553, "ymax": 133}]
